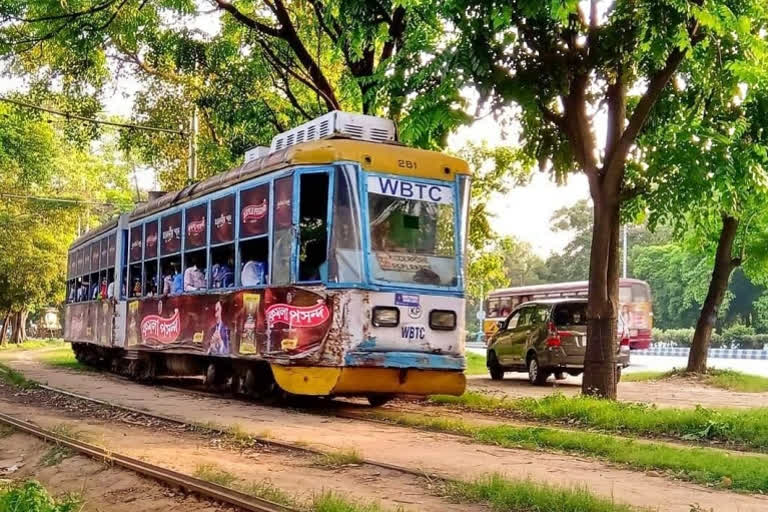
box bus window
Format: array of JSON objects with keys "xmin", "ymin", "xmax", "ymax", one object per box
[
  {"xmin": 499, "ymin": 297, "xmax": 512, "ymax": 317},
  {"xmin": 487, "ymin": 298, "xmax": 500, "ymax": 317},
  {"xmin": 632, "ymin": 284, "xmax": 650, "ymax": 302},
  {"xmin": 367, "ymin": 175, "xmax": 457, "ymax": 287},
  {"xmin": 298, "ymin": 172, "xmax": 329, "ymax": 282},
  {"xmin": 619, "ymin": 286, "xmax": 632, "ymax": 305},
  {"xmin": 271, "ymin": 176, "xmax": 293, "ymax": 285},
  {"xmin": 329, "ymin": 166, "xmax": 363, "ymax": 283}
]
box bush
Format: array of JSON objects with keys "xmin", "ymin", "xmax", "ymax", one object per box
[
  {"xmin": 652, "ymin": 328, "xmax": 695, "ymax": 347},
  {"xmin": 652, "ymin": 327, "xmax": 768, "ymax": 350}
]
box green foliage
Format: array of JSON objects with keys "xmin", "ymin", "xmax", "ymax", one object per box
[
  {"xmin": 0, "ymin": 0, "xmax": 468, "ymax": 186},
  {"xmin": 623, "ymin": 369, "xmax": 768, "ymax": 393},
  {"xmin": 465, "ymin": 352, "xmax": 487, "ymax": 375},
  {"xmin": 446, "ymin": 474, "xmax": 637, "ymax": 512},
  {"xmin": 312, "ymin": 448, "xmax": 364, "ymax": 468},
  {"xmin": 0, "ymin": 481, "xmax": 81, "ymax": 512},
  {"xmin": 652, "ymin": 328, "xmax": 768, "ymax": 349}
]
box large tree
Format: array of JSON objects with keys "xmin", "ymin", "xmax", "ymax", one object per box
[
  {"xmin": 0, "ymin": 0, "xmax": 466, "ymax": 185},
  {"xmin": 444, "ymin": 0, "xmax": 767, "ymax": 397},
  {"xmin": 0, "ymin": 102, "xmax": 133, "ymax": 344},
  {"xmin": 633, "ymin": 81, "xmax": 768, "ymax": 371}
]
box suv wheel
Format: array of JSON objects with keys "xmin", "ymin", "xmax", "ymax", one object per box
[
  {"xmin": 527, "ymin": 354, "xmax": 549, "ymax": 386},
  {"xmin": 488, "ymin": 351, "xmax": 504, "ymax": 381}
]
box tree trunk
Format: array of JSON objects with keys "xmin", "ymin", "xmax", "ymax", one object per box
[
  {"xmin": 0, "ymin": 310, "xmax": 10, "ymax": 346},
  {"xmin": 687, "ymin": 216, "xmax": 739, "ymax": 373},
  {"xmin": 582, "ymin": 198, "xmax": 620, "ymax": 399},
  {"xmin": 10, "ymin": 311, "xmax": 21, "ymax": 344},
  {"xmin": 19, "ymin": 310, "xmax": 27, "ymax": 342}
]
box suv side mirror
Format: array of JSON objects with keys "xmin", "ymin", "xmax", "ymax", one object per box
[{"xmin": 497, "ymin": 320, "xmax": 505, "ymax": 330}]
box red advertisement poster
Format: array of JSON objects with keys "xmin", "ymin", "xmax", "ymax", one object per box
[
  {"xmin": 186, "ymin": 204, "xmax": 207, "ymax": 249},
  {"xmin": 212, "ymin": 194, "xmax": 234, "ymax": 244},
  {"xmin": 239, "ymin": 185, "xmax": 269, "ymax": 238},
  {"xmin": 121, "ymin": 288, "xmax": 333, "ymax": 360},
  {"xmin": 91, "ymin": 242, "xmax": 100, "ymax": 270},
  {"xmin": 100, "ymin": 238, "xmax": 108, "ymax": 269},
  {"xmin": 161, "ymin": 212, "xmax": 182, "ymax": 255},
  {"xmin": 107, "ymin": 234, "xmax": 116, "ymax": 266},
  {"xmin": 130, "ymin": 225, "xmax": 143, "ymax": 262},
  {"xmin": 145, "ymin": 221, "xmax": 158, "ymax": 259},
  {"xmin": 274, "ymin": 177, "xmax": 292, "ymax": 229}
]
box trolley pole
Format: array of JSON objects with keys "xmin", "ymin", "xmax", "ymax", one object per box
[{"xmin": 187, "ymin": 106, "xmax": 198, "ymax": 183}]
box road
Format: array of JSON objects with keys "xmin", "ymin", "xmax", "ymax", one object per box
[{"xmin": 468, "ymin": 347, "xmax": 768, "ymax": 377}]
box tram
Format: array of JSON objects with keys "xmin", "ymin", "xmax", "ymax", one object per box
[{"xmin": 63, "ymin": 111, "xmax": 470, "ymax": 404}]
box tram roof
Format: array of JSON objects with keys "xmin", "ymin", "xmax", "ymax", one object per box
[
  {"xmin": 69, "ymin": 138, "xmax": 470, "ymax": 250},
  {"xmin": 487, "ymin": 278, "xmax": 649, "ymax": 298}
]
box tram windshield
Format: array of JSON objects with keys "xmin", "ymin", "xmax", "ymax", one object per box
[{"xmin": 366, "ymin": 174, "xmax": 460, "ymax": 287}]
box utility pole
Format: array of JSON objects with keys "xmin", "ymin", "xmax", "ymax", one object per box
[
  {"xmin": 622, "ymin": 225, "xmax": 628, "ymax": 278},
  {"xmin": 187, "ymin": 106, "xmax": 198, "ymax": 183}
]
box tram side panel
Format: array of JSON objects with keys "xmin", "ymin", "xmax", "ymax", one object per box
[{"xmin": 64, "ymin": 301, "xmax": 115, "ymax": 347}]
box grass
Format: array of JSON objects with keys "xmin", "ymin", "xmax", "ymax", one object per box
[
  {"xmin": 40, "ymin": 445, "xmax": 75, "ymax": 467},
  {"xmin": 429, "ymin": 391, "xmax": 768, "ymax": 451},
  {"xmin": 369, "ymin": 409, "xmax": 768, "ymax": 493},
  {"xmin": 194, "ymin": 463, "xmax": 238, "ymax": 487},
  {"xmin": 622, "ymin": 368, "xmax": 768, "ymax": 393},
  {"xmin": 0, "ymin": 480, "xmax": 82, "ymax": 512},
  {"xmin": 36, "ymin": 347, "xmax": 88, "ymax": 371},
  {"xmin": 446, "ymin": 473, "xmax": 639, "ymax": 512},
  {"xmin": 312, "ymin": 448, "xmax": 364, "ymax": 468},
  {"xmin": 0, "ymin": 362, "xmax": 36, "ymax": 388},
  {"xmin": 0, "ymin": 338, "xmax": 65, "ymax": 352},
  {"xmin": 465, "ymin": 352, "xmax": 487, "ymax": 375}
]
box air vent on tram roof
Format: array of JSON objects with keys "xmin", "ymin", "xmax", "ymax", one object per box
[
  {"xmin": 268, "ymin": 111, "xmax": 396, "ymax": 154},
  {"xmin": 244, "ymin": 146, "xmax": 270, "ymax": 163}
]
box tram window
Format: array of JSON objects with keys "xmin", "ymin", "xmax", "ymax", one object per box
[
  {"xmin": 298, "ymin": 173, "xmax": 329, "ymax": 282},
  {"xmin": 106, "ymin": 268, "xmax": 116, "ymax": 299},
  {"xmin": 88, "ymin": 272, "xmax": 99, "ymax": 300},
  {"xmin": 271, "ymin": 176, "xmax": 293, "ymax": 285},
  {"xmin": 329, "ymin": 166, "xmax": 362, "ymax": 283},
  {"xmin": 129, "ymin": 225, "xmax": 143, "ymax": 263},
  {"xmin": 161, "ymin": 212, "xmax": 182, "ymax": 255},
  {"xmin": 143, "ymin": 260, "xmax": 158, "ymax": 296},
  {"xmin": 100, "ymin": 238, "xmax": 108, "ymax": 269},
  {"xmin": 239, "ymin": 185, "xmax": 269, "ymax": 238},
  {"xmin": 160, "ymin": 256, "xmax": 182, "ymax": 295},
  {"xmin": 76, "ymin": 277, "xmax": 88, "ymax": 302},
  {"xmin": 211, "ymin": 244, "xmax": 235, "ymax": 289},
  {"xmin": 212, "ymin": 194, "xmax": 235, "ymax": 244},
  {"xmin": 185, "ymin": 204, "xmax": 207, "ymax": 251},
  {"xmin": 67, "ymin": 280, "xmax": 76, "ymax": 303},
  {"xmin": 183, "ymin": 249, "xmax": 207, "ymax": 292},
  {"xmin": 144, "ymin": 221, "xmax": 158, "ymax": 259},
  {"xmin": 128, "ymin": 263, "xmax": 142, "ymax": 298},
  {"xmin": 98, "ymin": 270, "xmax": 108, "ymax": 300},
  {"xmin": 239, "ymin": 238, "xmax": 268, "ymax": 287}
]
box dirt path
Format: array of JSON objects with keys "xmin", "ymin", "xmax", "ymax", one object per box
[
  {"xmin": 3, "ymin": 354, "xmax": 768, "ymax": 511},
  {"xmin": 0, "ymin": 394, "xmax": 479, "ymax": 512},
  {"xmin": 0, "ymin": 432, "xmax": 228, "ymax": 512},
  {"xmin": 468, "ymin": 373, "xmax": 768, "ymax": 409}
]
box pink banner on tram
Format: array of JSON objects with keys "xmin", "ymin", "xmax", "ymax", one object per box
[{"xmin": 122, "ymin": 288, "xmax": 333, "ymax": 359}]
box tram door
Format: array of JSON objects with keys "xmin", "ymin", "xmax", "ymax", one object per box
[{"xmin": 294, "ymin": 169, "xmax": 331, "ymax": 284}]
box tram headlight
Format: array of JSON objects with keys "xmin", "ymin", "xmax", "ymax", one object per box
[
  {"xmin": 429, "ymin": 310, "xmax": 456, "ymax": 331},
  {"xmin": 372, "ymin": 306, "xmax": 399, "ymax": 327}
]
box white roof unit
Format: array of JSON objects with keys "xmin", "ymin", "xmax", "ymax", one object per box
[
  {"xmin": 244, "ymin": 146, "xmax": 270, "ymax": 163},
  {"xmin": 269, "ymin": 111, "xmax": 396, "ymax": 153}
]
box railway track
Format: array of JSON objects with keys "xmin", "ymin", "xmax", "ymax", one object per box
[
  {"xmin": 34, "ymin": 383, "xmax": 442, "ymax": 481},
  {"xmin": 0, "ymin": 410, "xmax": 298, "ymax": 512}
]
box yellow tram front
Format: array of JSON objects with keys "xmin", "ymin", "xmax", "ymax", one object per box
[{"xmin": 64, "ymin": 112, "xmax": 470, "ymax": 402}]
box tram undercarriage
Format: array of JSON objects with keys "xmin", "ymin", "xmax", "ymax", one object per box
[{"xmin": 69, "ymin": 342, "xmax": 465, "ymax": 406}]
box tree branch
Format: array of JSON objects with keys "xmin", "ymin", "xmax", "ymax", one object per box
[{"xmin": 213, "ymin": 0, "xmax": 282, "ymax": 38}]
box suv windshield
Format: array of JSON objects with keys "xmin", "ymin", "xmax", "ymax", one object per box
[{"xmin": 367, "ymin": 174, "xmax": 457, "ymax": 287}]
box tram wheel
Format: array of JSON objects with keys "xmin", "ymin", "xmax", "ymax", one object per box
[
  {"xmin": 366, "ymin": 395, "xmax": 395, "ymax": 407},
  {"xmin": 204, "ymin": 363, "xmax": 217, "ymax": 389}
]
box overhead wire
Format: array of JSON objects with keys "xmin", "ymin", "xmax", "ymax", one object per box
[{"xmin": 0, "ymin": 96, "xmax": 186, "ymax": 136}]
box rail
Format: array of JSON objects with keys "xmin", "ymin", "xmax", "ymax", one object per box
[{"xmin": 0, "ymin": 411, "xmax": 299, "ymax": 512}]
